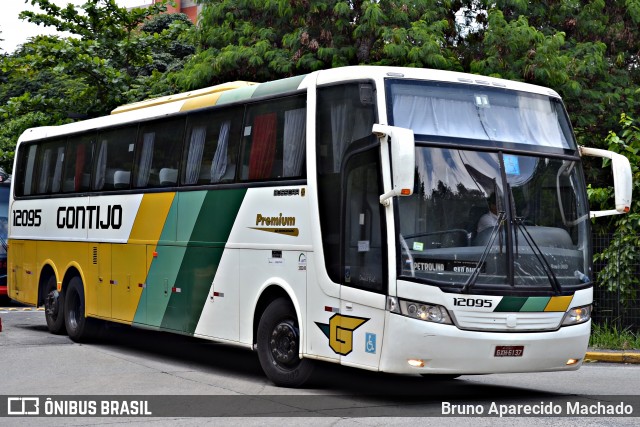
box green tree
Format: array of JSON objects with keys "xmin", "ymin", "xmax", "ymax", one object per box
[
  {"xmin": 0, "ymin": 0, "xmax": 195, "ymax": 171},
  {"xmin": 591, "ymin": 114, "xmax": 640, "ymax": 302},
  {"xmin": 177, "ymin": 0, "xmax": 461, "ymax": 88},
  {"xmin": 469, "ymin": 1, "xmax": 640, "ymax": 170}
]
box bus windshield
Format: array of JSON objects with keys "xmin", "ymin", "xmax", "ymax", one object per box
[
  {"xmin": 389, "ymin": 79, "xmax": 576, "ymax": 150},
  {"xmin": 388, "ymin": 80, "xmax": 590, "ymax": 292},
  {"xmin": 397, "ymin": 148, "xmax": 590, "ymax": 291}
]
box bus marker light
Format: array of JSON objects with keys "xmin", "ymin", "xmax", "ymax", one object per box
[
  {"xmin": 138, "ymin": 283, "xmax": 146, "ymax": 288},
  {"xmin": 400, "ymin": 189, "xmax": 411, "ymax": 195},
  {"xmin": 566, "ymin": 358, "xmax": 580, "ymax": 366},
  {"xmin": 153, "ymin": 251, "xmax": 158, "ymax": 258},
  {"xmin": 213, "ymin": 292, "xmax": 224, "ymax": 297},
  {"xmin": 172, "ymin": 287, "xmax": 182, "ymax": 293},
  {"xmin": 408, "ymin": 359, "xmax": 425, "ymax": 368},
  {"xmin": 325, "ymin": 306, "xmax": 340, "ymax": 313}
]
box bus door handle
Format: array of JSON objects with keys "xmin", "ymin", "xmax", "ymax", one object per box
[{"xmin": 345, "ymin": 303, "xmax": 353, "ymax": 311}]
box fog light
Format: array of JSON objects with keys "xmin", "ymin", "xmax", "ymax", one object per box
[
  {"xmin": 408, "ymin": 359, "xmax": 425, "ymax": 368},
  {"xmin": 566, "ymin": 358, "xmax": 580, "ymax": 366}
]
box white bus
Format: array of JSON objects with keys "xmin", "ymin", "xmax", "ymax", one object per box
[{"xmin": 8, "ymin": 66, "xmax": 632, "ymax": 386}]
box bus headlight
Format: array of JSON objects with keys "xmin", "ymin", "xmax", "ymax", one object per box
[
  {"xmin": 398, "ymin": 299, "xmax": 452, "ymax": 325},
  {"xmin": 562, "ymin": 305, "xmax": 592, "ymax": 326}
]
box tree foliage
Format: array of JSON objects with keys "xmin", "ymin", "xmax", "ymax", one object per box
[
  {"xmin": 0, "ymin": 0, "xmax": 195, "ymax": 171},
  {"xmin": 176, "ymin": 0, "xmax": 462, "ymax": 88},
  {"xmin": 591, "ymin": 114, "xmax": 640, "ymax": 302}
]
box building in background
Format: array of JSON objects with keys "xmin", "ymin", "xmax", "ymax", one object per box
[{"xmin": 129, "ymin": 0, "xmax": 201, "ymax": 24}]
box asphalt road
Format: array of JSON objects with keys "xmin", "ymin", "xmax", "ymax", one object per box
[{"xmin": 1, "ymin": 305, "xmax": 639, "ymax": 426}]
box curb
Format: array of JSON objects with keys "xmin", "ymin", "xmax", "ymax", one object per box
[{"xmin": 585, "ymin": 351, "xmax": 640, "ymax": 364}]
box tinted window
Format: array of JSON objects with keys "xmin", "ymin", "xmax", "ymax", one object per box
[
  {"xmin": 182, "ymin": 108, "xmax": 242, "ymax": 185},
  {"xmin": 134, "ymin": 118, "xmax": 185, "ymax": 188},
  {"xmin": 240, "ymin": 96, "xmax": 306, "ymax": 181},
  {"xmin": 63, "ymin": 133, "xmax": 96, "ymax": 193},
  {"xmin": 34, "ymin": 139, "xmax": 66, "ymax": 195},
  {"xmin": 93, "ymin": 126, "xmax": 137, "ymax": 191},
  {"xmin": 15, "ymin": 144, "xmax": 38, "ymax": 197}
]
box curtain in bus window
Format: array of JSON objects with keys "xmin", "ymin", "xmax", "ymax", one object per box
[
  {"xmin": 518, "ymin": 97, "xmax": 568, "ymax": 147},
  {"xmin": 184, "ymin": 126, "xmax": 206, "ymax": 185},
  {"xmin": 330, "ymin": 102, "xmax": 350, "ymax": 173},
  {"xmin": 51, "ymin": 146, "xmax": 65, "ymax": 193},
  {"xmin": 248, "ymin": 113, "xmax": 277, "ymax": 180},
  {"xmin": 393, "ymin": 94, "xmax": 484, "ymax": 139},
  {"xmin": 94, "ymin": 140, "xmax": 107, "ymax": 190},
  {"xmin": 136, "ymin": 132, "xmax": 155, "ymax": 187},
  {"xmin": 38, "ymin": 149, "xmax": 53, "ymax": 193},
  {"xmin": 283, "ymin": 108, "xmax": 306, "ymax": 177},
  {"xmin": 211, "ymin": 120, "xmax": 231, "ymax": 182}
]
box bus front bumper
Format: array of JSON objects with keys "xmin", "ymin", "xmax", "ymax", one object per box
[{"xmin": 379, "ymin": 313, "xmax": 590, "ymax": 375}]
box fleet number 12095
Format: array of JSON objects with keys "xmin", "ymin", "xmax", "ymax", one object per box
[{"xmin": 453, "ymin": 297, "xmax": 493, "ymax": 308}]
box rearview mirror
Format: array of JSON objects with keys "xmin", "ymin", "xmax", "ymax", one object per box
[
  {"xmin": 580, "ymin": 146, "xmax": 632, "ymax": 218},
  {"xmin": 372, "ymin": 124, "xmax": 415, "ymax": 206}
]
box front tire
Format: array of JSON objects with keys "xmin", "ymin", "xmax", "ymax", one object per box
[
  {"xmin": 44, "ymin": 275, "xmax": 66, "ymax": 335},
  {"xmin": 257, "ymin": 298, "xmax": 314, "ymax": 387},
  {"xmin": 64, "ymin": 276, "xmax": 98, "ymax": 342}
]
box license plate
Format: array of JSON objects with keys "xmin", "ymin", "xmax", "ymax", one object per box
[{"xmin": 494, "ymin": 345, "xmax": 524, "ymax": 357}]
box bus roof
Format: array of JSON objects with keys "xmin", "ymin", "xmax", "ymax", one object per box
[{"xmin": 17, "ymin": 66, "xmax": 561, "ymax": 144}]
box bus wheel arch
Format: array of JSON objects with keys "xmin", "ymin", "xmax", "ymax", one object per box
[
  {"xmin": 39, "ymin": 264, "xmax": 66, "ymax": 335},
  {"xmin": 254, "ymin": 286, "xmax": 314, "ymax": 387}
]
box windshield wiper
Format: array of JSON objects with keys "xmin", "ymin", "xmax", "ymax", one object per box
[
  {"xmin": 461, "ymin": 211, "xmax": 505, "ymax": 293},
  {"xmin": 506, "ymin": 184, "xmax": 562, "ymax": 294},
  {"xmin": 513, "ymin": 218, "xmax": 563, "ymax": 294}
]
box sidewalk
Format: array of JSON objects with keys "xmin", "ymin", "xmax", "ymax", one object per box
[{"xmin": 585, "ymin": 349, "xmax": 640, "ymax": 364}]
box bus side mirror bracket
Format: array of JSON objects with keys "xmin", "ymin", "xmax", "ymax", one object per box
[
  {"xmin": 580, "ymin": 146, "xmax": 633, "ymax": 218},
  {"xmin": 373, "ymin": 124, "xmax": 415, "ymax": 206}
]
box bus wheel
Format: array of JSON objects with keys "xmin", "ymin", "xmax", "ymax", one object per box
[
  {"xmin": 257, "ymin": 298, "xmax": 314, "ymax": 387},
  {"xmin": 64, "ymin": 276, "xmax": 98, "ymax": 342},
  {"xmin": 44, "ymin": 276, "xmax": 66, "ymax": 335}
]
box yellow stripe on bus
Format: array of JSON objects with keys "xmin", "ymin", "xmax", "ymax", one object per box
[
  {"xmin": 544, "ymin": 296, "xmax": 573, "ymax": 312},
  {"xmin": 128, "ymin": 193, "xmax": 175, "ymax": 244}
]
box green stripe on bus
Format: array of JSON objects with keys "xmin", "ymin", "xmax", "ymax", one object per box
[
  {"xmin": 519, "ymin": 297, "xmax": 551, "ymax": 312},
  {"xmin": 133, "ymin": 192, "xmax": 199, "ymax": 327},
  {"xmin": 215, "ymin": 85, "xmax": 258, "ymax": 106},
  {"xmin": 494, "ymin": 297, "xmax": 528, "ymax": 312},
  {"xmin": 161, "ymin": 188, "xmax": 247, "ymax": 334},
  {"xmin": 250, "ymin": 75, "xmax": 307, "ymax": 99}
]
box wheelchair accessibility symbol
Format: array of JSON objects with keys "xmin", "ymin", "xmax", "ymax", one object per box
[{"xmin": 365, "ymin": 333, "xmax": 376, "ymax": 354}]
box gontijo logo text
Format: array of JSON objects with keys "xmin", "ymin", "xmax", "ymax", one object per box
[{"xmin": 11, "ymin": 205, "xmax": 123, "ymax": 230}]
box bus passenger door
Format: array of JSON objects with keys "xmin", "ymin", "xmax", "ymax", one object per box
[{"xmin": 339, "ymin": 149, "xmax": 386, "ymax": 370}]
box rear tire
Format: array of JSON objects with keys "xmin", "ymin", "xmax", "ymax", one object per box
[
  {"xmin": 64, "ymin": 276, "xmax": 98, "ymax": 342},
  {"xmin": 257, "ymin": 298, "xmax": 314, "ymax": 387},
  {"xmin": 44, "ymin": 275, "xmax": 66, "ymax": 335}
]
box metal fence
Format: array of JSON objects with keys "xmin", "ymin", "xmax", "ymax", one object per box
[{"xmin": 592, "ymin": 233, "xmax": 640, "ymax": 332}]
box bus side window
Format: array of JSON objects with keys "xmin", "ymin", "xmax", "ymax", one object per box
[
  {"xmin": 63, "ymin": 133, "xmax": 95, "ymax": 193},
  {"xmin": 182, "ymin": 107, "xmax": 242, "ymax": 185},
  {"xmin": 93, "ymin": 126, "xmax": 137, "ymax": 191},
  {"xmin": 240, "ymin": 95, "xmax": 306, "ymax": 181},
  {"xmin": 35, "ymin": 139, "xmax": 66, "ymax": 195},
  {"xmin": 134, "ymin": 118, "xmax": 185, "ymax": 188},
  {"xmin": 15, "ymin": 144, "xmax": 39, "ymax": 197}
]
